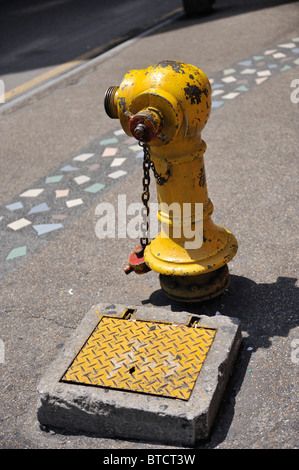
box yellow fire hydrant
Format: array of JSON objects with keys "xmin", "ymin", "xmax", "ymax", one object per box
[{"xmin": 104, "ymin": 60, "xmax": 238, "ymax": 302}]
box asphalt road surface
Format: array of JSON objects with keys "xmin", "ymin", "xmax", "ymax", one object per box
[
  {"xmin": 0, "ymin": 0, "xmax": 298, "ymax": 451},
  {"xmin": 0, "ymin": 0, "xmax": 182, "ymax": 96}
]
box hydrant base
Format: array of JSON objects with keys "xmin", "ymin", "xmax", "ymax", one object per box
[{"xmin": 159, "ymin": 264, "xmax": 230, "ymax": 303}]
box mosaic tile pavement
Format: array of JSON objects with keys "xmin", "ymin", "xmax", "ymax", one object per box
[{"xmin": 1, "ymin": 38, "xmax": 298, "ymax": 280}]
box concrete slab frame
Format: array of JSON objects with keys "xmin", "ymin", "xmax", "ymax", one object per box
[{"xmin": 37, "ymin": 303, "xmax": 242, "ymax": 447}]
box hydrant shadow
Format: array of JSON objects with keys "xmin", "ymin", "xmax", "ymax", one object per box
[
  {"xmin": 144, "ymin": 275, "xmax": 298, "ymax": 346},
  {"xmin": 143, "ymin": 275, "xmax": 298, "ymax": 447}
]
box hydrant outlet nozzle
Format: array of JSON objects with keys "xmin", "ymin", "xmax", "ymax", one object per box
[{"xmin": 104, "ymin": 86, "xmax": 119, "ymax": 119}]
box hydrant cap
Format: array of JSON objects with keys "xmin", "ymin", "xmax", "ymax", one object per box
[{"xmin": 114, "ymin": 60, "xmax": 211, "ymax": 146}]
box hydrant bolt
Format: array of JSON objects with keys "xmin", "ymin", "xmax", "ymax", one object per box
[
  {"xmin": 128, "ymin": 108, "xmax": 163, "ymax": 143},
  {"xmin": 134, "ymin": 123, "xmax": 147, "ymax": 140}
]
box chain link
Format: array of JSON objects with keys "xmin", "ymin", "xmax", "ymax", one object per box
[{"xmin": 139, "ymin": 140, "xmax": 170, "ymax": 248}]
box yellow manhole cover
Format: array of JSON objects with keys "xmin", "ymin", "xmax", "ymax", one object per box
[{"xmin": 61, "ymin": 316, "xmax": 216, "ymax": 400}]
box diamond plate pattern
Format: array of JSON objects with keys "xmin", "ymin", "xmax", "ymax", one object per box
[{"xmin": 61, "ymin": 316, "xmax": 216, "ymax": 400}]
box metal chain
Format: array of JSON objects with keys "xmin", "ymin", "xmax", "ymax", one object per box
[
  {"xmin": 140, "ymin": 141, "xmax": 150, "ymax": 248},
  {"xmin": 139, "ymin": 140, "xmax": 170, "ymax": 248}
]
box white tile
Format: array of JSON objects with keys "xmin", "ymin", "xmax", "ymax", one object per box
[
  {"xmin": 102, "ymin": 147, "xmax": 118, "ymax": 157},
  {"xmin": 221, "ymin": 76, "xmax": 237, "ymax": 83},
  {"xmin": 264, "ymin": 49, "xmax": 277, "ymax": 55},
  {"xmin": 255, "ymin": 77, "xmax": 269, "ymax": 85},
  {"xmin": 114, "ymin": 128, "xmax": 125, "ymax": 136},
  {"xmin": 240, "ymin": 68, "xmax": 256, "ymax": 74},
  {"xmin": 7, "ymin": 218, "xmax": 31, "ymax": 230},
  {"xmin": 108, "ymin": 170, "xmax": 127, "ymax": 179},
  {"xmin": 129, "ymin": 145, "xmax": 141, "ymax": 151},
  {"xmin": 66, "ymin": 198, "xmax": 84, "ymax": 208},
  {"xmin": 222, "ymin": 92, "xmax": 240, "ymax": 100},
  {"xmin": 74, "ymin": 175, "xmax": 90, "ymax": 185},
  {"xmin": 73, "ymin": 153, "xmax": 94, "ymax": 161},
  {"xmin": 278, "ymin": 43, "xmax": 296, "ymax": 48},
  {"xmin": 272, "ymin": 52, "xmax": 286, "ymax": 59},
  {"xmin": 20, "ymin": 188, "xmax": 44, "ymax": 197},
  {"xmin": 223, "ymin": 68, "xmax": 236, "ymax": 75},
  {"xmin": 257, "ymin": 70, "xmax": 271, "ymax": 77},
  {"xmin": 110, "ymin": 157, "xmax": 126, "ymax": 167},
  {"xmin": 211, "ymin": 89, "xmax": 224, "ymax": 97}
]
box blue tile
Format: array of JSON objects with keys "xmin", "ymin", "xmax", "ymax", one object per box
[
  {"xmin": 238, "ymin": 60, "xmax": 252, "ymax": 66},
  {"xmin": 60, "ymin": 165, "xmax": 79, "ymax": 172},
  {"xmin": 235, "ymin": 85, "xmax": 249, "ymax": 92},
  {"xmin": 6, "ymin": 246, "xmax": 27, "ymax": 260},
  {"xmin": 33, "ymin": 224, "xmax": 63, "ymax": 235},
  {"xmin": 45, "ymin": 175, "xmax": 64, "ymax": 183},
  {"xmin": 6, "ymin": 201, "xmax": 23, "ymax": 211},
  {"xmin": 28, "ymin": 202, "xmax": 50, "ymax": 214},
  {"xmin": 84, "ymin": 183, "xmax": 105, "ymax": 193},
  {"xmin": 212, "ymin": 100, "xmax": 224, "ymax": 109},
  {"xmin": 99, "ymin": 137, "xmax": 118, "ymax": 145}
]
